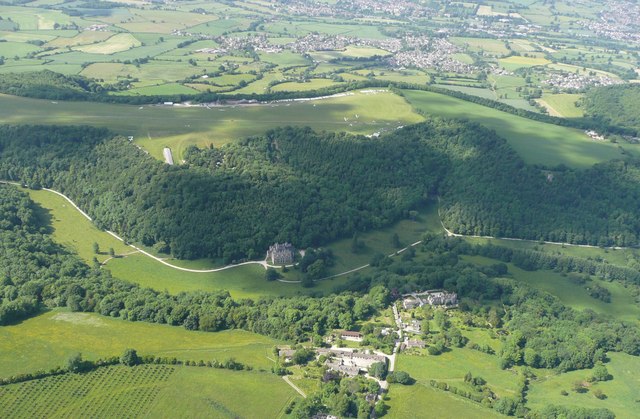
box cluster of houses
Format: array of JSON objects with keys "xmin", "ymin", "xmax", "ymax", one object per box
[
  {"xmin": 543, "ymin": 71, "xmax": 621, "ymax": 91},
  {"xmin": 278, "ymin": 345, "xmax": 387, "ymax": 378},
  {"xmin": 320, "ymin": 349, "xmax": 387, "ymax": 377},
  {"xmin": 402, "ymin": 290, "xmax": 458, "ymax": 310}
]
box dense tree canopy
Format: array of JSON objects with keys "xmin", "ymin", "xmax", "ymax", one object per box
[{"xmin": 583, "ymin": 84, "xmax": 640, "ymax": 136}]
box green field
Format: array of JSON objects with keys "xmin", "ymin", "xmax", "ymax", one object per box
[
  {"xmin": 0, "ymin": 364, "xmax": 296, "ymax": 418},
  {"xmin": 0, "ymin": 90, "xmax": 423, "ymax": 161},
  {"xmin": 395, "ymin": 349, "xmax": 520, "ymax": 399},
  {"xmin": 463, "ymin": 256, "xmax": 640, "ymax": 325},
  {"xmin": 538, "ymin": 93, "xmax": 584, "ymax": 118},
  {"xmin": 498, "ymin": 56, "xmax": 550, "ymax": 71},
  {"xmin": 403, "ymin": 89, "xmax": 627, "ymax": 168},
  {"xmin": 0, "ymin": 309, "xmax": 281, "ymax": 377},
  {"xmin": 527, "ymin": 352, "xmax": 640, "ymax": 418},
  {"xmin": 387, "ymin": 383, "xmax": 502, "ymax": 418},
  {"xmin": 25, "ymin": 188, "xmax": 131, "ymax": 264}
]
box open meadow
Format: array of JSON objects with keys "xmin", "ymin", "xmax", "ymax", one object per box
[
  {"xmin": 527, "ymin": 352, "xmax": 640, "ymax": 418},
  {"xmin": 0, "ymin": 309, "xmax": 281, "ymax": 378}
]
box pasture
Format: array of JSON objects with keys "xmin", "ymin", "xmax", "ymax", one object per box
[
  {"xmin": 527, "ymin": 352, "xmax": 640, "ymax": 419},
  {"xmin": 403, "ymin": 89, "xmax": 627, "ymax": 168},
  {"xmin": 395, "ymin": 349, "xmax": 520, "ymax": 399},
  {"xmin": 25, "ymin": 188, "xmax": 130, "ymax": 265},
  {"xmin": 0, "ymin": 364, "xmax": 296, "ymax": 418},
  {"xmin": 462, "ymin": 256, "xmax": 640, "ymax": 325},
  {"xmin": 0, "ymin": 309, "xmax": 281, "ymax": 377},
  {"xmin": 0, "ymin": 90, "xmax": 423, "ymax": 161},
  {"xmin": 387, "ymin": 383, "xmax": 501, "ymax": 418}
]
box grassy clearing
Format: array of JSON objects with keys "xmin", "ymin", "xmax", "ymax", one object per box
[
  {"xmin": 403, "ymin": 89, "xmax": 627, "ymax": 168},
  {"xmin": 0, "ymin": 364, "xmax": 295, "ymax": 419},
  {"xmin": 527, "ymin": 352, "xmax": 640, "ymax": 418},
  {"xmin": 0, "ymin": 90, "xmax": 422, "ymax": 161},
  {"xmin": 0, "ymin": 309, "xmax": 281, "ymax": 377}
]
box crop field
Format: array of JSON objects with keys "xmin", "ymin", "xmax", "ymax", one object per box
[
  {"xmin": 538, "ymin": 93, "xmax": 584, "ymax": 118},
  {"xmin": 0, "ymin": 365, "xmax": 296, "ymax": 419},
  {"xmin": 0, "ymin": 309, "xmax": 281, "ymax": 377},
  {"xmin": 403, "ymin": 89, "xmax": 628, "ymax": 168},
  {"xmin": 498, "ymin": 56, "xmax": 550, "ymax": 71},
  {"xmin": 527, "ymin": 353, "xmax": 640, "ymax": 418},
  {"xmin": 0, "ymin": 90, "xmax": 423, "ymax": 161},
  {"xmin": 74, "ymin": 33, "xmax": 141, "ymax": 55}
]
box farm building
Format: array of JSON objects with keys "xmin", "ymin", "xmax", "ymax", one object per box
[{"xmin": 267, "ymin": 243, "xmax": 295, "ymax": 265}]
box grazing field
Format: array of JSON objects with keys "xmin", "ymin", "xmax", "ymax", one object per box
[
  {"xmin": 387, "ymin": 383, "xmax": 501, "ymax": 418},
  {"xmin": 395, "ymin": 350, "xmax": 520, "ymax": 399},
  {"xmin": 25, "ymin": 188, "xmax": 130, "ymax": 265},
  {"xmin": 538, "ymin": 93, "xmax": 584, "ymax": 118},
  {"xmin": 527, "ymin": 352, "xmax": 640, "ymax": 419},
  {"xmin": 463, "ymin": 256, "xmax": 640, "ymax": 324},
  {"xmin": 0, "ymin": 309, "xmax": 281, "ymax": 377},
  {"xmin": 0, "ymin": 90, "xmax": 423, "ymax": 161},
  {"xmin": 0, "ymin": 364, "xmax": 296, "ymax": 419},
  {"xmin": 403, "ymin": 89, "xmax": 627, "ymax": 168}
]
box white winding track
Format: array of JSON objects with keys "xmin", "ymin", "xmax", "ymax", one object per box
[{"xmin": 1, "ymin": 181, "xmax": 629, "ymax": 282}]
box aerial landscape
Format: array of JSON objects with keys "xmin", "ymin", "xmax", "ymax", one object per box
[{"xmin": 0, "ymin": 0, "xmax": 639, "ymax": 417}]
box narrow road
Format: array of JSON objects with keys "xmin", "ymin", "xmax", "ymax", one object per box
[
  {"xmin": 282, "ymin": 376, "xmax": 306, "ymax": 398},
  {"xmin": 437, "ymin": 197, "xmax": 625, "ymax": 250}
]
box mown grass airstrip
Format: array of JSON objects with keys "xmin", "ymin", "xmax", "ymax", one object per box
[{"xmin": 0, "ymin": 89, "xmax": 423, "ymax": 161}]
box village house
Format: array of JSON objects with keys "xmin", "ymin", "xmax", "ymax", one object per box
[
  {"xmin": 405, "ymin": 339, "xmax": 425, "ymax": 349},
  {"xmin": 267, "ymin": 243, "xmax": 295, "ymax": 265},
  {"xmin": 277, "ymin": 348, "xmax": 296, "ymax": 363}
]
